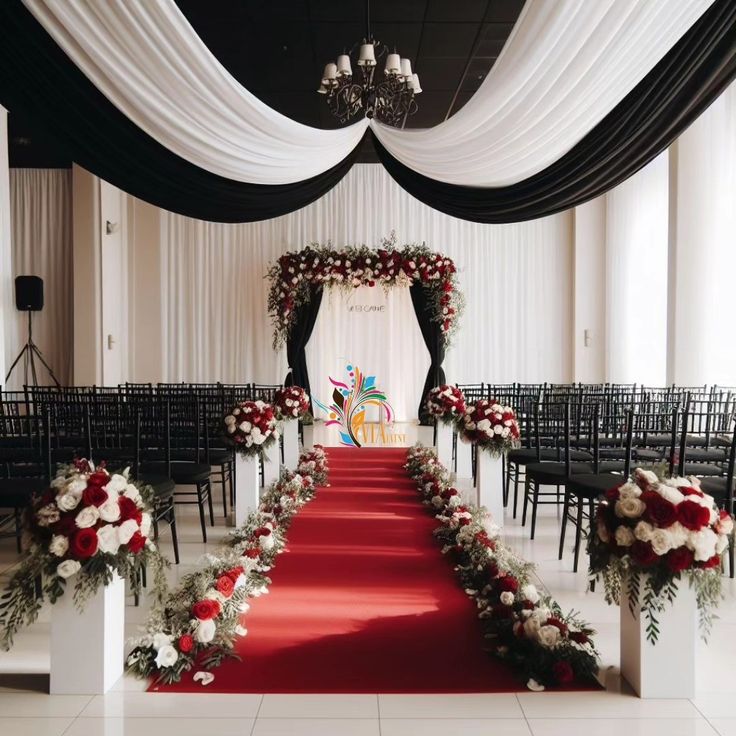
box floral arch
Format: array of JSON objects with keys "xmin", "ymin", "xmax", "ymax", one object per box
[{"xmin": 267, "ymin": 238, "xmax": 464, "ymax": 419}]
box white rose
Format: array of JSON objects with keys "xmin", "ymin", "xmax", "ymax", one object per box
[
  {"xmin": 117, "ymin": 519, "xmax": 139, "ymax": 545},
  {"xmin": 615, "ymin": 497, "xmax": 645, "ymax": 519},
  {"xmin": 57, "ymin": 559, "xmax": 81, "ymax": 579},
  {"xmin": 493, "ymin": 425, "xmax": 504, "ymax": 435},
  {"xmin": 194, "ymin": 618, "xmax": 216, "ymax": 644},
  {"xmin": 97, "ymin": 524, "xmax": 120, "ymax": 554},
  {"xmin": 49, "ymin": 534, "xmax": 69, "ymax": 557},
  {"xmin": 659, "ymin": 485, "xmax": 685, "ymax": 506},
  {"xmin": 106, "ymin": 474, "xmax": 127, "ymax": 494},
  {"xmin": 521, "ymin": 584, "xmax": 540, "ymax": 604},
  {"xmin": 99, "ymin": 499, "xmax": 121, "ymax": 523},
  {"xmin": 523, "ymin": 617, "xmax": 541, "ymax": 638},
  {"xmin": 140, "ymin": 512, "xmax": 152, "ymax": 537},
  {"xmin": 259, "ymin": 534, "xmax": 275, "ymax": 551},
  {"xmin": 75, "ymin": 505, "xmax": 100, "ymax": 528},
  {"xmin": 716, "ymin": 534, "xmax": 728, "ymax": 555},
  {"xmin": 225, "ymin": 415, "xmax": 236, "ymax": 426},
  {"xmin": 252, "ymin": 428, "xmax": 265, "ymax": 445},
  {"xmin": 67, "ymin": 479, "xmax": 87, "ymax": 496},
  {"xmin": 618, "ymin": 484, "xmax": 642, "ymax": 500},
  {"xmin": 668, "ymin": 522, "xmax": 689, "ymax": 548},
  {"xmin": 476, "ymin": 419, "xmax": 491, "ymax": 432},
  {"xmin": 537, "ymin": 625, "xmax": 561, "ymax": 648},
  {"xmin": 238, "ymin": 421, "xmax": 252, "ymax": 433},
  {"xmin": 235, "ymin": 625, "xmax": 248, "ymax": 637},
  {"xmin": 634, "ymin": 521, "xmax": 654, "ymax": 542},
  {"xmin": 154, "ymin": 645, "xmax": 179, "ymax": 669},
  {"xmin": 123, "ymin": 484, "xmax": 142, "ymax": 503},
  {"xmin": 57, "ymin": 492, "xmax": 81, "ymax": 512},
  {"xmin": 499, "ymin": 591, "xmax": 515, "ymax": 606},
  {"xmin": 650, "ymin": 528, "xmax": 673, "ymax": 556},
  {"xmin": 690, "ymin": 528, "xmax": 718, "ymax": 561},
  {"xmin": 615, "ymin": 526, "xmax": 635, "ymax": 547},
  {"xmin": 152, "ymin": 632, "xmax": 172, "ymax": 650},
  {"xmin": 634, "ymin": 469, "xmax": 659, "ymax": 487}
]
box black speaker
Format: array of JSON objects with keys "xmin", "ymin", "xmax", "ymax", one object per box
[{"xmin": 15, "ymin": 275, "xmax": 44, "ymax": 311}]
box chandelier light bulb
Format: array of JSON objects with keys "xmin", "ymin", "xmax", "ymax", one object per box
[
  {"xmin": 336, "ymin": 54, "xmax": 352, "ymax": 77},
  {"xmin": 411, "ymin": 73, "xmax": 422, "ymax": 94},
  {"xmin": 322, "ymin": 62, "xmax": 337, "ymax": 83},
  {"xmin": 400, "ymin": 58, "xmax": 412, "ymax": 79},
  {"xmin": 357, "ymin": 43, "xmax": 376, "ymax": 67},
  {"xmin": 385, "ymin": 53, "xmax": 401, "ymax": 75}
]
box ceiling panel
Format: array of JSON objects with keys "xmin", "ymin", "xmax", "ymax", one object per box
[
  {"xmin": 418, "ymin": 22, "xmax": 479, "ymax": 58},
  {"xmin": 426, "ymin": 0, "xmax": 489, "ymax": 23}
]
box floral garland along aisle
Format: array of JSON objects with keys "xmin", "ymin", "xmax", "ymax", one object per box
[
  {"xmin": 267, "ymin": 235, "xmax": 465, "ymax": 349},
  {"xmin": 127, "ymin": 445, "xmax": 329, "ymax": 685},
  {"xmin": 405, "ymin": 445, "xmax": 600, "ymax": 690}
]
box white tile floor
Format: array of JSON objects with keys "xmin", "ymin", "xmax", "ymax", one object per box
[{"xmin": 1, "ymin": 439, "xmax": 736, "ymax": 735}]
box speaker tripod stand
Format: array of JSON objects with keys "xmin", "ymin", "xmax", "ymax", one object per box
[{"xmin": 5, "ymin": 311, "xmax": 61, "ymax": 388}]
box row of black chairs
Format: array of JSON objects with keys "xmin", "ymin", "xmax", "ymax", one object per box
[{"xmin": 0, "ymin": 383, "xmax": 282, "ymax": 560}]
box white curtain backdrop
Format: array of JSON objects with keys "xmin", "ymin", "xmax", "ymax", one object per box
[
  {"xmin": 671, "ymin": 82, "xmax": 736, "ymax": 386},
  {"xmin": 7, "ymin": 168, "xmax": 73, "ymax": 389},
  {"xmin": 158, "ymin": 165, "xmax": 573, "ymax": 417},
  {"xmin": 23, "ymin": 0, "xmax": 710, "ymax": 187},
  {"xmin": 604, "ymin": 153, "xmax": 669, "ymax": 386}
]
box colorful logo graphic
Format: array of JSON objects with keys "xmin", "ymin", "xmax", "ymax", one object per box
[{"xmin": 314, "ymin": 363, "xmax": 394, "ymax": 448}]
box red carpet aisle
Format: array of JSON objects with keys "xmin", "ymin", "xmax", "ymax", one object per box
[{"xmin": 156, "ymin": 448, "xmax": 522, "ymax": 692}]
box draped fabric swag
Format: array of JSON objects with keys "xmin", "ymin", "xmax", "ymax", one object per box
[
  {"xmin": 1, "ymin": 0, "xmax": 733, "ymax": 223},
  {"xmin": 284, "ymin": 287, "xmax": 324, "ymax": 410}
]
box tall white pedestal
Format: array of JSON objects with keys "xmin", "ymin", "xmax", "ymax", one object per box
[
  {"xmin": 283, "ymin": 420, "xmax": 299, "ymax": 470},
  {"xmin": 262, "ymin": 438, "xmax": 281, "ymax": 489},
  {"xmin": 302, "ymin": 424, "xmax": 314, "ymax": 451},
  {"xmin": 620, "ymin": 578, "xmax": 697, "ymax": 698},
  {"xmin": 50, "ymin": 572, "xmax": 125, "ymax": 694},
  {"xmin": 455, "ymin": 435, "xmax": 473, "ymax": 480},
  {"xmin": 476, "ymin": 450, "xmax": 504, "ymax": 529},
  {"xmin": 435, "ymin": 421, "xmax": 453, "ymax": 469},
  {"xmin": 235, "ymin": 452, "xmax": 260, "ymax": 527}
]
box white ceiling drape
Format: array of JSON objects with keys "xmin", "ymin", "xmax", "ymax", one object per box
[{"xmin": 23, "ymin": 0, "xmax": 713, "ymax": 187}]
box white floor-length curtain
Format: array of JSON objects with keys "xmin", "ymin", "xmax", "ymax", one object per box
[
  {"xmin": 605, "ymin": 152, "xmax": 669, "ymax": 386},
  {"xmin": 158, "ymin": 165, "xmax": 573, "ymax": 417},
  {"xmin": 671, "ymin": 82, "xmax": 736, "ymax": 387},
  {"xmin": 7, "ymin": 168, "xmax": 73, "ymax": 389}
]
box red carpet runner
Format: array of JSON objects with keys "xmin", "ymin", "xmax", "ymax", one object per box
[{"xmin": 156, "ymin": 447, "xmax": 523, "ymax": 692}]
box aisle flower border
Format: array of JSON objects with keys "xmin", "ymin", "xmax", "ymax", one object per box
[
  {"xmin": 405, "ymin": 445, "xmax": 599, "ymax": 690},
  {"xmin": 267, "ymin": 236, "xmax": 465, "ymax": 349},
  {"xmin": 126, "ymin": 446, "xmax": 329, "ymax": 685}
]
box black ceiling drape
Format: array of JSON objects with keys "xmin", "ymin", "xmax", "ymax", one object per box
[
  {"xmin": 374, "ymin": 0, "xmax": 736, "ymax": 224},
  {"xmin": 0, "ymin": 2, "xmax": 361, "ymax": 224}
]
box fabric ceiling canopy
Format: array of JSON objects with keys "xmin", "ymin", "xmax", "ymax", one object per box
[{"xmin": 1, "ymin": 0, "xmax": 734, "ymax": 223}]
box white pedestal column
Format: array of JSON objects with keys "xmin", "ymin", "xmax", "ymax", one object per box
[
  {"xmin": 283, "ymin": 420, "xmax": 299, "ymax": 470},
  {"xmin": 50, "ymin": 572, "xmax": 125, "ymax": 694},
  {"xmin": 455, "ymin": 435, "xmax": 473, "ymax": 480},
  {"xmin": 620, "ymin": 579, "xmax": 697, "ymax": 698},
  {"xmin": 302, "ymin": 424, "xmax": 314, "ymax": 451},
  {"xmin": 476, "ymin": 450, "xmax": 504, "ymax": 529},
  {"xmin": 435, "ymin": 421, "xmax": 453, "ymax": 469},
  {"xmin": 234, "ymin": 453, "xmax": 260, "ymax": 527},
  {"xmin": 262, "ymin": 438, "xmax": 281, "ymax": 489}
]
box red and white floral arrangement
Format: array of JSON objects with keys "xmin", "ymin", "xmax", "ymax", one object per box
[
  {"xmin": 424, "ymin": 384, "xmax": 467, "ymax": 424},
  {"xmin": 298, "ymin": 444, "xmax": 330, "ymax": 487},
  {"xmin": 459, "ymin": 399, "xmax": 521, "ymax": 455},
  {"xmin": 223, "ymin": 400, "xmax": 279, "ymax": 456},
  {"xmin": 589, "ymin": 468, "xmax": 733, "ymax": 642},
  {"xmin": 127, "ymin": 446, "xmax": 329, "ymax": 685},
  {"xmin": 405, "ymin": 445, "xmax": 599, "ymax": 689},
  {"xmin": 267, "ymin": 241, "xmax": 464, "ymax": 349},
  {"xmin": 273, "ymin": 386, "xmax": 310, "ymax": 421},
  {"xmin": 0, "ymin": 460, "xmax": 165, "ymax": 650}
]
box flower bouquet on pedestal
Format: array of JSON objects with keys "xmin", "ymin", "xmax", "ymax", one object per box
[
  {"xmin": 0, "ymin": 460, "xmax": 166, "ymax": 650},
  {"xmin": 589, "ymin": 468, "xmax": 732, "ymax": 641},
  {"xmin": 425, "ymin": 384, "xmax": 467, "ymax": 425},
  {"xmin": 273, "ymin": 386, "xmax": 310, "ymax": 422},
  {"xmin": 223, "ymin": 400, "xmax": 279, "ymax": 456},
  {"xmin": 458, "ymin": 399, "xmax": 521, "ymax": 456}
]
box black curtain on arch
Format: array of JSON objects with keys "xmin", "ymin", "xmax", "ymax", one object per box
[
  {"xmin": 410, "ymin": 283, "xmax": 446, "ymax": 424},
  {"xmin": 284, "ymin": 287, "xmax": 324, "ymax": 407}
]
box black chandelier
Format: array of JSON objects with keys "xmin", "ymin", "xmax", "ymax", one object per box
[{"xmin": 317, "ymin": 5, "xmax": 421, "ymax": 128}]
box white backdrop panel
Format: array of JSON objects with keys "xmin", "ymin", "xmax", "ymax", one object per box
[
  {"xmin": 157, "ymin": 165, "xmax": 573, "ymax": 390},
  {"xmin": 307, "ymin": 285, "xmax": 428, "ymax": 422}
]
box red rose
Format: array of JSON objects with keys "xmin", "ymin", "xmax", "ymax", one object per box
[
  {"xmin": 216, "ymin": 575, "xmax": 235, "ymax": 598},
  {"xmin": 676, "ymin": 500, "xmax": 711, "ymax": 531},
  {"xmin": 126, "ymin": 531, "xmax": 146, "ymax": 554},
  {"xmin": 569, "ymin": 631, "xmax": 589, "ymax": 645},
  {"xmin": 244, "ymin": 548, "xmax": 260, "ymax": 559},
  {"xmin": 487, "ymin": 563, "xmax": 499, "ymax": 579},
  {"xmin": 52, "ymin": 514, "xmax": 78, "ymax": 537},
  {"xmin": 681, "ymin": 486, "xmax": 703, "ymax": 497},
  {"xmin": 700, "ymin": 554, "xmax": 721, "ymax": 569},
  {"xmin": 631, "ymin": 541, "xmax": 658, "ymax": 566},
  {"xmin": 254, "ymin": 527, "xmax": 272, "ymax": 538},
  {"xmin": 666, "ymin": 546, "xmax": 694, "ymax": 573},
  {"xmin": 82, "ymin": 484, "xmax": 109, "ymax": 507},
  {"xmin": 87, "ymin": 470, "xmax": 109, "ymax": 487},
  {"xmin": 552, "ymin": 660, "xmax": 574, "ymax": 685},
  {"xmin": 641, "ymin": 491, "xmax": 677, "ymax": 528},
  {"xmin": 118, "ymin": 496, "xmax": 142, "ymax": 524},
  {"xmin": 545, "ymin": 617, "xmax": 568, "ymax": 636},
  {"xmin": 191, "ymin": 599, "xmax": 221, "ymax": 621},
  {"xmin": 70, "ymin": 528, "xmax": 98, "ymax": 559},
  {"xmin": 605, "ymin": 485, "xmax": 622, "ymax": 502},
  {"xmin": 497, "ymin": 576, "xmax": 519, "ymax": 593},
  {"xmin": 178, "ymin": 634, "xmax": 194, "ymax": 653}
]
